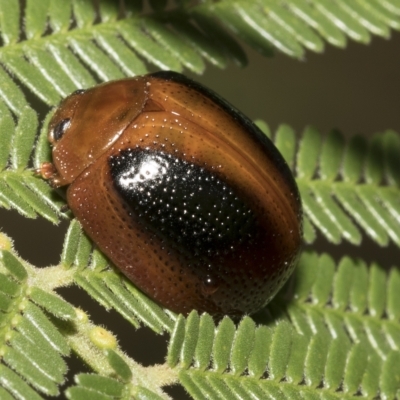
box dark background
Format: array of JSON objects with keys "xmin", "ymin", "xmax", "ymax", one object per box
[
  {"xmin": 1, "ymin": 30, "xmax": 400, "ymax": 398},
  {"xmin": 198, "ymin": 30, "xmax": 400, "ymax": 137}
]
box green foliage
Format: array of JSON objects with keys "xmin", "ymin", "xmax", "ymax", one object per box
[
  {"xmin": 67, "ymin": 372, "xmax": 167, "ymax": 400},
  {"xmin": 167, "ymin": 254, "xmax": 400, "ymax": 399},
  {"xmin": 61, "ymin": 220, "xmax": 175, "ymax": 333},
  {"xmin": 0, "ymin": 0, "xmax": 399, "ymax": 399},
  {"xmin": 0, "ymin": 104, "xmax": 65, "ymax": 223},
  {"xmin": 0, "ymin": 249, "xmax": 71, "ymax": 398},
  {"xmin": 0, "ymin": 0, "xmax": 398, "ymax": 113},
  {"xmin": 271, "ymin": 125, "xmax": 400, "ymax": 246}
]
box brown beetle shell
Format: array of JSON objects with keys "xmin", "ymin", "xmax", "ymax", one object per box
[{"xmin": 44, "ymin": 71, "xmax": 302, "ymax": 318}]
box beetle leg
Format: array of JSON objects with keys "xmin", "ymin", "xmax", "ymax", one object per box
[{"xmin": 36, "ymin": 162, "xmax": 65, "ymax": 188}]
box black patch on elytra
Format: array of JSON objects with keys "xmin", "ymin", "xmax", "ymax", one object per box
[{"xmin": 109, "ymin": 148, "xmax": 256, "ymax": 256}]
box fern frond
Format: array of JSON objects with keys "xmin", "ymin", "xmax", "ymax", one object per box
[
  {"xmin": 266, "ymin": 124, "xmax": 400, "ymax": 246},
  {"xmin": 0, "ymin": 1, "xmax": 398, "ymax": 399},
  {"xmin": 0, "ymin": 235, "xmax": 177, "ymax": 399},
  {"xmin": 271, "ymin": 251, "xmax": 400, "ymax": 366},
  {"xmin": 0, "ymin": 0, "xmax": 397, "ymax": 114},
  {"xmin": 0, "ymin": 245, "xmax": 74, "ymax": 398},
  {"xmin": 199, "ymin": 0, "xmax": 400, "ymax": 59},
  {"xmin": 168, "ymin": 311, "xmax": 400, "ymax": 399},
  {"xmin": 0, "ymin": 0, "xmax": 241, "ymax": 110},
  {"xmin": 67, "ymin": 375, "xmax": 165, "ymax": 400},
  {"xmin": 61, "ymin": 220, "xmax": 175, "ymax": 334},
  {"xmin": 66, "ymin": 374, "xmax": 127, "ymax": 400},
  {"xmin": 0, "ymin": 105, "xmax": 65, "ymax": 222},
  {"xmin": 1, "ymin": 203, "xmax": 399, "ymax": 398},
  {"xmin": 65, "ymin": 373, "xmax": 166, "ymax": 400}
]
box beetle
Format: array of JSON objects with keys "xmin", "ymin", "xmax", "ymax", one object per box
[{"xmin": 40, "ymin": 71, "xmax": 302, "ymax": 319}]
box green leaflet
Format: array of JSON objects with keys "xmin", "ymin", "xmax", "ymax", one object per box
[
  {"xmin": 28, "ymin": 287, "xmax": 76, "ymax": 320},
  {"xmin": 284, "ymin": 252, "xmax": 400, "ymax": 363},
  {"xmin": 168, "ymin": 251, "xmax": 400, "ymax": 399},
  {"xmin": 64, "ymin": 220, "xmax": 174, "ymax": 333},
  {"xmin": 0, "ymin": 1, "xmax": 399, "ymax": 399},
  {"xmin": 0, "ymin": 0, "xmax": 396, "ymax": 115},
  {"xmin": 105, "ymin": 350, "xmax": 132, "ymax": 382},
  {"xmin": 0, "ymin": 106, "xmax": 65, "ymax": 222},
  {"xmin": 0, "ymin": 249, "xmax": 71, "ymax": 398},
  {"xmin": 0, "ymin": 242, "xmax": 173, "ymax": 399},
  {"xmin": 66, "ymin": 373, "xmax": 166, "ymax": 400},
  {"xmin": 268, "ymin": 124, "xmax": 400, "ymax": 247}
]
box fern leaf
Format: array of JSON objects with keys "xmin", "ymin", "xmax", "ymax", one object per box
[
  {"xmin": 143, "ymin": 17, "xmax": 206, "ymax": 74},
  {"xmin": 263, "ymin": 0, "xmax": 326, "ymax": 52},
  {"xmin": 72, "ymin": 0, "xmax": 96, "ymax": 29},
  {"xmin": 10, "ymin": 107, "xmax": 38, "ymax": 170},
  {"xmin": 0, "ymin": 103, "xmax": 14, "ymax": 170},
  {"xmin": 25, "ymin": 0, "xmax": 50, "ymax": 40},
  {"xmin": 194, "ymin": 313, "xmax": 215, "ymax": 371},
  {"xmin": 46, "ymin": 42, "xmax": 97, "ymax": 89},
  {"xmin": 0, "ymin": 69, "xmax": 28, "ymax": 116},
  {"xmin": 169, "ymin": 314, "xmax": 400, "ymax": 399},
  {"xmin": 272, "ymin": 251, "xmax": 400, "ymax": 367},
  {"xmin": 29, "ymin": 287, "xmax": 76, "ymax": 320},
  {"xmin": 48, "ymin": 0, "xmax": 72, "ymax": 33},
  {"xmin": 0, "ymin": 365, "xmax": 44, "ymax": 400},
  {"xmin": 313, "ymin": 0, "xmax": 371, "ymax": 43},
  {"xmin": 171, "ymin": 16, "xmax": 228, "ymax": 69},
  {"xmin": 265, "ymin": 123, "xmax": 400, "ymax": 246},
  {"xmin": 2, "ymin": 51, "xmax": 62, "ymax": 104},
  {"xmin": 288, "ymin": 0, "xmax": 348, "ymax": 47},
  {"xmin": 164, "ymin": 250, "xmax": 400, "ymax": 398},
  {"xmin": 66, "ymin": 374, "xmax": 125, "ymax": 400},
  {"xmin": 64, "ymin": 345, "xmax": 172, "ymax": 399},
  {"xmin": 208, "ymin": 3, "xmax": 275, "ymax": 58},
  {"xmin": 25, "ymin": 47, "xmax": 78, "ymax": 98},
  {"xmin": 61, "ymin": 221, "xmax": 175, "ymax": 333},
  {"xmin": 0, "ymin": 0, "xmax": 20, "ymax": 45},
  {"xmin": 169, "ymin": 307, "xmax": 400, "ymax": 399},
  {"xmin": 0, "ymin": 248, "xmax": 71, "ymax": 398},
  {"xmin": 93, "ymin": 30, "xmax": 147, "ymax": 77},
  {"xmin": 229, "ymin": 3, "xmax": 305, "ymax": 57},
  {"xmin": 0, "ymin": 1, "xmax": 398, "ymax": 399},
  {"xmin": 201, "ymin": 0, "xmax": 400, "ymax": 59},
  {"xmin": 0, "ymin": 0, "xmax": 396, "ymax": 116},
  {"xmin": 0, "ymin": 237, "xmax": 176, "ymax": 399},
  {"xmin": 69, "ymin": 37, "xmax": 126, "ymax": 82},
  {"xmin": 66, "ymin": 373, "xmax": 167, "ymax": 400},
  {"xmin": 192, "ymin": 12, "xmax": 248, "ymax": 67},
  {"xmin": 0, "ymin": 1, "xmax": 236, "ymax": 108},
  {"xmin": 98, "ymin": 0, "xmax": 120, "ymax": 23},
  {"xmin": 0, "ymin": 106, "xmax": 65, "ymax": 222}
]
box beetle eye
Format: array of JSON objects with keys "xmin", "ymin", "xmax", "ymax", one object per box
[
  {"xmin": 72, "ymin": 89, "xmax": 86, "ymax": 95},
  {"xmin": 53, "ymin": 118, "xmax": 71, "ymax": 141}
]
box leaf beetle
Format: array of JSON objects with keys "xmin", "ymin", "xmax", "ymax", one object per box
[{"xmin": 41, "ymin": 71, "xmax": 302, "ymax": 318}]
